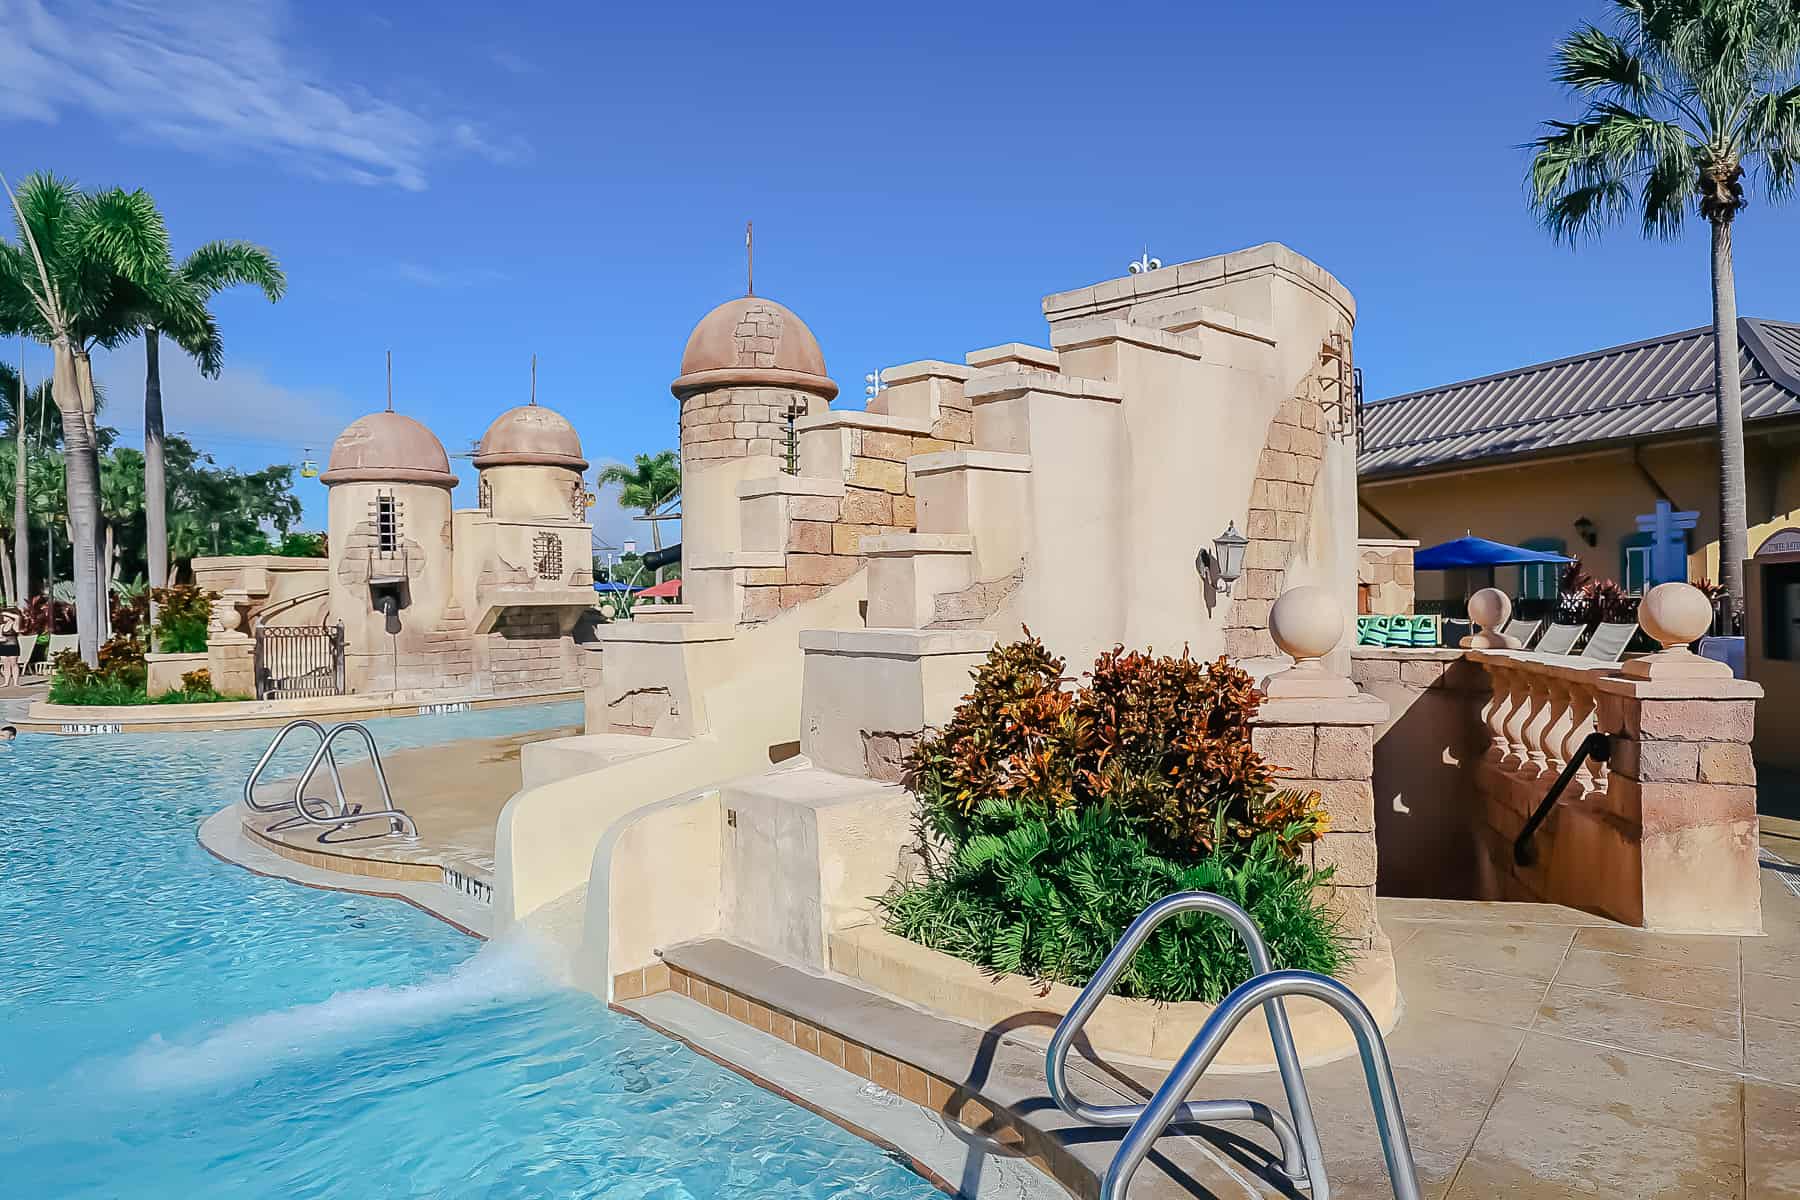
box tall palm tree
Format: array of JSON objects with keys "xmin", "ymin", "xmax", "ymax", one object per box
[
  {"xmin": 1527, "ymin": 0, "xmax": 1800, "ymax": 620},
  {"xmin": 130, "ymin": 241, "xmax": 284, "ymax": 604},
  {"xmin": 596, "ymin": 450, "xmax": 681, "ymax": 551}
]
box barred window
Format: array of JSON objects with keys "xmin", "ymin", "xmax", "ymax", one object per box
[
  {"xmin": 375, "ymin": 492, "xmax": 401, "ymax": 556},
  {"xmin": 478, "ymin": 474, "xmax": 493, "ymax": 513},
  {"xmin": 533, "ymin": 532, "xmax": 563, "ymax": 580}
]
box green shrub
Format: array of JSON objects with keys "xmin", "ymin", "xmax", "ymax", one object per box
[
  {"xmin": 881, "ymin": 800, "xmax": 1348, "ymax": 1003},
  {"xmin": 47, "ymin": 639, "xmax": 246, "ymax": 705},
  {"xmin": 151, "ymin": 584, "xmax": 216, "ymax": 653},
  {"xmin": 885, "ymin": 632, "xmax": 1347, "ymax": 1003}
]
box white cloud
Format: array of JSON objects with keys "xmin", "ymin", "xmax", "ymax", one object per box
[
  {"xmin": 92, "ymin": 345, "xmax": 357, "ymax": 454},
  {"xmin": 0, "ymin": 0, "xmax": 530, "ymax": 191}
]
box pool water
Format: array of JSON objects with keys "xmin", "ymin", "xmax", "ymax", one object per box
[{"xmin": 0, "ymin": 706, "xmax": 943, "ymax": 1199}]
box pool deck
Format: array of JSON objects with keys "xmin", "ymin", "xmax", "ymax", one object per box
[{"xmin": 232, "ymin": 722, "xmax": 579, "ymax": 909}]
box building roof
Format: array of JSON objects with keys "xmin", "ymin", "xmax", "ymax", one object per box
[
  {"xmin": 1358, "ymin": 318, "xmax": 1800, "ymax": 480},
  {"xmin": 670, "ymin": 296, "xmax": 838, "ymax": 401},
  {"xmin": 473, "ymin": 404, "xmax": 587, "ymax": 471},
  {"xmin": 320, "ymin": 411, "xmax": 458, "ymax": 488}
]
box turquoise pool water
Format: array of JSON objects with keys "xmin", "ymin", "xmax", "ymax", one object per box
[{"xmin": 0, "ymin": 706, "xmax": 942, "ymax": 1198}]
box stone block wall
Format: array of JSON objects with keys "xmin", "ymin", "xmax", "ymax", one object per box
[
  {"xmin": 740, "ymin": 416, "xmax": 974, "ymax": 624},
  {"xmin": 1357, "ymin": 539, "xmax": 1418, "ymax": 615},
  {"xmin": 1250, "ymin": 693, "xmax": 1388, "ymax": 950},
  {"xmin": 1223, "ymin": 372, "xmax": 1330, "ymax": 659},
  {"xmin": 681, "ymin": 385, "xmax": 820, "ymax": 464},
  {"xmin": 484, "ymin": 607, "xmax": 577, "ymax": 694}
]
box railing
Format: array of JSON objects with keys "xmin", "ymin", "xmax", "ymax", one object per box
[
  {"xmin": 255, "ymin": 622, "xmax": 345, "ymax": 700},
  {"xmin": 1514, "ymin": 731, "xmax": 1612, "ymax": 867},
  {"xmin": 1101, "ymin": 971, "xmax": 1420, "ymax": 1200},
  {"xmin": 1046, "ymin": 891, "xmax": 1420, "ymax": 1200},
  {"xmin": 242, "ymin": 720, "xmax": 418, "ymax": 842},
  {"xmin": 251, "ymin": 586, "xmax": 330, "ymax": 631},
  {"xmin": 1469, "ymin": 650, "xmax": 1618, "ymax": 799}
]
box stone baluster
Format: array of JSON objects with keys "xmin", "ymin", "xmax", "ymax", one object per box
[
  {"xmin": 1481, "ymin": 664, "xmax": 1515, "ymax": 763},
  {"xmin": 1560, "ymin": 682, "xmax": 1600, "ymax": 795},
  {"xmin": 1518, "ymin": 674, "xmax": 1555, "ymax": 777},
  {"xmin": 1502, "ymin": 668, "xmax": 1536, "ymax": 771},
  {"xmin": 1539, "ymin": 677, "xmax": 1576, "ymax": 778}
]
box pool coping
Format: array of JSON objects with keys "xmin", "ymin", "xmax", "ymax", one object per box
[
  {"xmin": 197, "ymin": 805, "xmax": 491, "ymax": 938},
  {"xmin": 19, "ymin": 687, "xmax": 581, "ymax": 736}
]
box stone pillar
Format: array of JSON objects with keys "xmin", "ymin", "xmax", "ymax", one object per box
[
  {"xmin": 206, "ymin": 588, "xmax": 255, "ymax": 698},
  {"xmin": 798, "ymin": 629, "xmax": 996, "ymax": 779},
  {"xmin": 1597, "ymin": 583, "xmax": 1764, "ymax": 934},
  {"xmin": 1255, "ymin": 585, "xmax": 1390, "ymax": 949}
]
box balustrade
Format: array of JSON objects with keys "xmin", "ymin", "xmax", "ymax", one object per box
[{"xmin": 1471, "ymin": 650, "xmax": 1616, "ymax": 799}]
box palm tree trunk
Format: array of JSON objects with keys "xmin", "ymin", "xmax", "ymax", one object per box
[
  {"xmin": 54, "ymin": 342, "xmax": 101, "ymax": 665},
  {"xmin": 0, "ymin": 534, "xmax": 12, "ymax": 606},
  {"xmin": 73, "ymin": 349, "xmax": 110, "ymax": 640},
  {"xmin": 13, "ymin": 342, "xmax": 26, "ymax": 603},
  {"xmin": 1710, "ymin": 218, "xmax": 1750, "ymax": 621},
  {"xmin": 144, "ymin": 329, "xmax": 168, "ymax": 627}
]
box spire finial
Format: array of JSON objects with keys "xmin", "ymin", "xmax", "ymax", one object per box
[
  {"xmin": 385, "ymin": 349, "xmax": 393, "ymax": 412},
  {"xmin": 746, "ymin": 220, "xmax": 754, "ymax": 296},
  {"xmin": 530, "ymin": 353, "xmax": 537, "ymax": 405}
]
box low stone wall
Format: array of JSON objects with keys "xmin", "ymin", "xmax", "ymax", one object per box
[
  {"xmin": 485, "ymin": 607, "xmax": 577, "ymax": 694},
  {"xmin": 1357, "ymin": 538, "xmax": 1419, "ymax": 616},
  {"xmin": 145, "ymin": 651, "xmax": 209, "ymax": 698},
  {"xmin": 1251, "ymin": 692, "xmax": 1387, "ymax": 950}
]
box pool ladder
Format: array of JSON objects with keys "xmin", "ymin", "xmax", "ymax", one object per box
[
  {"xmin": 243, "ymin": 719, "xmax": 419, "ymax": 842},
  {"xmin": 1045, "ymin": 892, "xmax": 1420, "ymax": 1200}
]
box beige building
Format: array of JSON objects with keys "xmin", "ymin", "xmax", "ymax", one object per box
[
  {"xmin": 1357, "ymin": 317, "xmax": 1800, "ymax": 764},
  {"xmin": 1359, "ymin": 319, "xmax": 1800, "ymax": 600}
]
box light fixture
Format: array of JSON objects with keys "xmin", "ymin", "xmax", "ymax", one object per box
[
  {"xmin": 1128, "ymin": 248, "xmax": 1162, "ymax": 275},
  {"xmin": 1573, "ymin": 516, "xmax": 1597, "ymax": 547},
  {"xmin": 864, "ymin": 369, "xmax": 886, "ymax": 401},
  {"xmin": 1208, "ymin": 521, "xmax": 1249, "ymax": 595}
]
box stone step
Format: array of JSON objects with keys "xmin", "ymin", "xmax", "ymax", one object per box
[
  {"xmin": 649, "ymin": 936, "xmax": 1292, "ymax": 1200},
  {"xmin": 860, "ymin": 533, "xmax": 976, "ymax": 629}
]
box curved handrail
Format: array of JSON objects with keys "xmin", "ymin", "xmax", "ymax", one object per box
[
  {"xmin": 1045, "ymin": 891, "xmax": 1326, "ymax": 1193},
  {"xmin": 243, "ymin": 719, "xmax": 347, "ymax": 816},
  {"xmin": 252, "ymin": 587, "xmax": 330, "ymax": 633},
  {"xmin": 289, "ymin": 722, "xmax": 419, "ymax": 842},
  {"xmin": 1101, "ymin": 970, "xmax": 1421, "ymax": 1200}
]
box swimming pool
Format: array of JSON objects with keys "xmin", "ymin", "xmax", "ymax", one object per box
[{"xmin": 0, "ymin": 706, "xmax": 945, "ymax": 1198}]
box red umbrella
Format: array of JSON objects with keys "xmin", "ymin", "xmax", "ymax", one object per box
[{"xmin": 636, "ymin": 578, "xmax": 682, "ymax": 600}]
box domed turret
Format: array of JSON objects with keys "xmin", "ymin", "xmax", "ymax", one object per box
[
  {"xmin": 671, "ymin": 296, "xmax": 837, "ymax": 402},
  {"xmin": 472, "ymin": 404, "xmax": 588, "ymax": 471},
  {"xmin": 320, "ymin": 411, "xmax": 458, "ymax": 489}
]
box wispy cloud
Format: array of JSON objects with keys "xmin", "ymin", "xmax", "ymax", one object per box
[
  {"xmin": 94, "ymin": 346, "xmax": 357, "ymax": 453},
  {"xmin": 392, "ymin": 261, "xmax": 508, "ymax": 289},
  {"xmin": 0, "ymin": 0, "xmax": 530, "ymax": 191}
]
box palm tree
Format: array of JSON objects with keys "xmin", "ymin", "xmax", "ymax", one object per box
[
  {"xmin": 596, "ymin": 450, "xmax": 681, "ymax": 551},
  {"xmin": 129, "ymin": 240, "xmax": 284, "ymax": 605},
  {"xmin": 1527, "ymin": 0, "xmax": 1800, "ymax": 620},
  {"xmin": 0, "ymin": 176, "xmax": 167, "ymax": 662}
]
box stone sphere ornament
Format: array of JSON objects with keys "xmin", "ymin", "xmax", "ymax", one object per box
[
  {"xmin": 1639, "ymin": 581, "xmax": 1714, "ymax": 649},
  {"xmin": 1263, "ymin": 585, "xmax": 1356, "ymax": 698},
  {"xmin": 1622, "ymin": 581, "xmax": 1730, "ymax": 679},
  {"xmin": 1269, "ymin": 585, "xmax": 1343, "ymax": 664},
  {"xmin": 1461, "ymin": 587, "xmax": 1516, "ymax": 649}
]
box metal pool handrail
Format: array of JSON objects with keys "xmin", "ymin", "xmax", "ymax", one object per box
[
  {"xmin": 287, "ymin": 722, "xmax": 418, "ymax": 842},
  {"xmin": 1100, "ymin": 970, "xmax": 1421, "ymax": 1200},
  {"xmin": 243, "ymin": 719, "xmax": 347, "ymax": 817},
  {"xmin": 1044, "ymin": 892, "xmax": 1327, "ymax": 1194}
]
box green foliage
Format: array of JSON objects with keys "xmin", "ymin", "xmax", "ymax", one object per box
[
  {"xmin": 887, "ymin": 633, "xmax": 1345, "ymax": 1003},
  {"xmin": 275, "ymin": 531, "xmax": 326, "ymax": 558},
  {"xmin": 1528, "ymin": 0, "xmax": 1800, "ymax": 241},
  {"xmin": 151, "ymin": 583, "xmax": 215, "ymax": 653},
  {"xmin": 48, "ymin": 635, "xmax": 244, "ymax": 705},
  {"xmin": 908, "ymin": 632, "xmax": 1331, "ymax": 859},
  {"xmin": 880, "ymin": 800, "xmax": 1348, "ymax": 1004}
]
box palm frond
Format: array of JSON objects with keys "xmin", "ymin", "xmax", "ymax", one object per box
[
  {"xmin": 1554, "ymin": 23, "xmax": 1657, "ymax": 102},
  {"xmin": 76, "ymin": 188, "xmax": 172, "ymax": 289},
  {"xmin": 179, "ymin": 240, "xmax": 286, "ymax": 303},
  {"xmin": 1745, "ymin": 82, "xmax": 1800, "ymax": 199}
]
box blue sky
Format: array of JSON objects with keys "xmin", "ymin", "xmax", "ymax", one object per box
[{"xmin": 4, "ymin": 0, "xmax": 1798, "ymax": 543}]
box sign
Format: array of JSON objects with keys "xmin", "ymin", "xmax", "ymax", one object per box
[
  {"xmin": 421, "ymin": 702, "xmax": 471, "ymax": 716},
  {"xmin": 59, "ymin": 722, "xmax": 122, "ymax": 735},
  {"xmin": 1634, "ymin": 500, "xmax": 1700, "ymax": 587},
  {"xmin": 1756, "ymin": 527, "xmax": 1800, "ymax": 559}
]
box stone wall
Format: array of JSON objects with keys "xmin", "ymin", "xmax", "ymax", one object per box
[
  {"xmin": 1357, "ymin": 539, "xmax": 1418, "ymax": 615},
  {"xmin": 681, "ymin": 384, "xmax": 820, "ymax": 464},
  {"xmin": 484, "ymin": 607, "xmax": 577, "ymax": 694},
  {"xmin": 1250, "ymin": 692, "xmax": 1387, "ymax": 950},
  {"xmin": 1223, "ymin": 371, "xmax": 1329, "ymax": 658},
  {"xmin": 741, "ymin": 414, "xmax": 975, "ymax": 624}
]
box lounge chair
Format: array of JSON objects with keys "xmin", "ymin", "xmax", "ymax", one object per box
[
  {"xmin": 1579, "ymin": 621, "xmax": 1638, "ymax": 663},
  {"xmin": 1506, "ymin": 617, "xmax": 1546, "ymax": 649},
  {"xmin": 1441, "ymin": 618, "xmax": 1473, "ymax": 645},
  {"xmin": 17, "ymin": 636, "xmax": 44, "ymax": 678},
  {"xmin": 1533, "ymin": 623, "xmax": 1587, "ymax": 655}
]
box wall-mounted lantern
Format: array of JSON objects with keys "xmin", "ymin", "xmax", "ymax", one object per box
[
  {"xmin": 1205, "ymin": 521, "xmax": 1249, "ymax": 595},
  {"xmin": 1574, "ymin": 515, "xmax": 1598, "ymax": 547}
]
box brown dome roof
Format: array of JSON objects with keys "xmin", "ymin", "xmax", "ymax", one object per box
[
  {"xmin": 472, "ymin": 404, "xmax": 588, "ymax": 471},
  {"xmin": 320, "ymin": 411, "xmax": 458, "ymax": 488},
  {"xmin": 671, "ymin": 296, "xmax": 838, "ymax": 401}
]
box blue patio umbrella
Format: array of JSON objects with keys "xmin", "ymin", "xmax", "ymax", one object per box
[
  {"xmin": 1413, "ymin": 536, "xmax": 1573, "ymax": 570},
  {"xmin": 592, "ymin": 581, "xmax": 638, "ymax": 593}
]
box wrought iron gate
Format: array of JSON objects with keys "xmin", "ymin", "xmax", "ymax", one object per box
[{"xmin": 254, "ymin": 623, "xmax": 346, "ymax": 700}]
